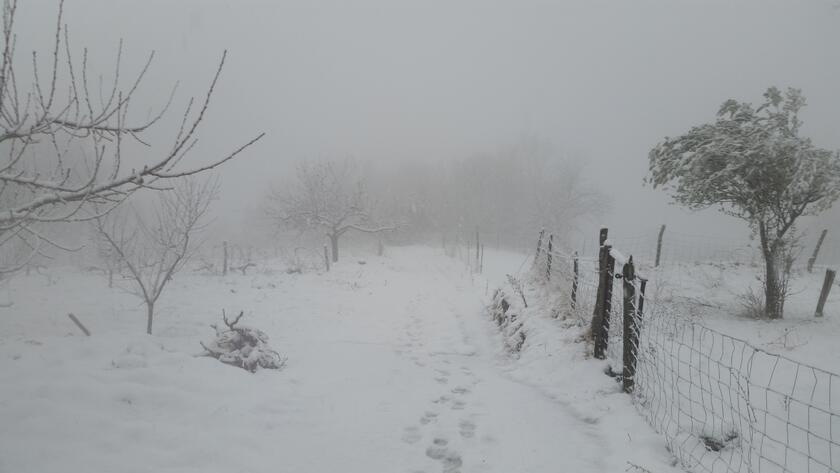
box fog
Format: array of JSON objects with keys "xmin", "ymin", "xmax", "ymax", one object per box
[{"xmin": 15, "ymin": 0, "xmax": 840, "ymax": 246}]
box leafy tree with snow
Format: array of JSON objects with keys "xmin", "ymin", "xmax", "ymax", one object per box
[{"xmin": 647, "ymin": 87, "xmax": 840, "ymax": 319}]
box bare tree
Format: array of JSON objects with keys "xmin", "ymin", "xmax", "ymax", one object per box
[
  {"xmin": 0, "ymin": 0, "xmax": 264, "ymax": 272},
  {"xmin": 95, "ymin": 178, "xmax": 218, "ymax": 334},
  {"xmin": 267, "ymin": 160, "xmax": 394, "ymax": 262}
]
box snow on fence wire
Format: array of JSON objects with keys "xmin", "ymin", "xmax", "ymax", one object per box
[{"xmin": 531, "ymin": 228, "xmax": 840, "ymax": 473}]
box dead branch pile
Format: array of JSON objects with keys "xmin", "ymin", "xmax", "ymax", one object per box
[{"xmin": 200, "ymin": 311, "xmax": 286, "ymax": 372}]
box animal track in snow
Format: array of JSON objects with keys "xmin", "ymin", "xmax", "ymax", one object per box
[
  {"xmin": 425, "ymin": 438, "xmax": 463, "ymax": 473},
  {"xmin": 458, "ymin": 419, "xmax": 476, "ymax": 438},
  {"xmin": 450, "ymin": 386, "xmax": 470, "ymax": 395},
  {"xmin": 419, "ymin": 411, "xmax": 439, "ymax": 425},
  {"xmin": 402, "ymin": 426, "xmax": 422, "ymax": 444},
  {"xmin": 432, "ymin": 395, "xmax": 451, "ymax": 404}
]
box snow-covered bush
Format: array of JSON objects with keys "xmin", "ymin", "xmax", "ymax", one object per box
[{"xmin": 201, "ymin": 311, "xmax": 286, "ymax": 372}]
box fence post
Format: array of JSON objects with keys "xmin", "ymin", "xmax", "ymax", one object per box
[
  {"xmin": 223, "ymin": 241, "xmax": 229, "ymax": 276},
  {"xmin": 595, "ymin": 239, "xmax": 614, "ymax": 360},
  {"xmin": 480, "ymin": 244, "xmax": 485, "ymax": 274},
  {"xmin": 546, "ymin": 234, "xmax": 553, "ymax": 280},
  {"xmin": 324, "ymin": 244, "xmax": 330, "ymax": 272},
  {"xmin": 535, "ymin": 229, "xmax": 545, "ymax": 261},
  {"xmin": 638, "ymin": 278, "xmax": 648, "ymax": 319},
  {"xmin": 807, "ymin": 229, "xmax": 828, "ymax": 273},
  {"xmin": 815, "ymin": 269, "xmax": 836, "ymax": 317},
  {"xmin": 593, "ymin": 227, "xmax": 609, "ymax": 359},
  {"xmin": 571, "ymin": 252, "xmax": 579, "ymax": 310},
  {"xmin": 476, "ymin": 228, "xmax": 480, "ymax": 268},
  {"xmin": 623, "ymin": 256, "xmax": 638, "ymax": 393},
  {"xmin": 655, "ymin": 225, "xmax": 666, "ymax": 267}
]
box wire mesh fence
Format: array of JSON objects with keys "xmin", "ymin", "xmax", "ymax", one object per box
[
  {"xmin": 599, "ymin": 227, "xmax": 840, "ymax": 271},
  {"xmin": 529, "ymin": 229, "xmax": 840, "ymax": 473}
]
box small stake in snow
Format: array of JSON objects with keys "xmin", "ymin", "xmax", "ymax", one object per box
[
  {"xmin": 67, "ymin": 313, "xmax": 91, "ymax": 336},
  {"xmin": 655, "ymin": 224, "xmax": 666, "ymax": 267},
  {"xmin": 571, "ymin": 252, "xmax": 579, "ymax": 310},
  {"xmin": 324, "ymin": 244, "xmax": 330, "ymax": 272},
  {"xmin": 546, "ymin": 234, "xmax": 553, "ymax": 280},
  {"xmin": 223, "ymin": 241, "xmax": 229, "ymax": 276},
  {"xmin": 807, "ymin": 229, "xmax": 828, "ymax": 273},
  {"xmin": 815, "ymin": 269, "xmax": 836, "ymax": 318}
]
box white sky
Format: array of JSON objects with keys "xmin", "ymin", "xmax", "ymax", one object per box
[{"xmin": 16, "ymin": 0, "xmax": 840, "ymax": 242}]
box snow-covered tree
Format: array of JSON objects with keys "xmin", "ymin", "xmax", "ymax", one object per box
[
  {"xmin": 267, "ymin": 160, "xmax": 394, "ymax": 262},
  {"xmin": 95, "ymin": 178, "xmax": 218, "ymax": 334},
  {"xmin": 0, "ymin": 0, "xmax": 263, "ymax": 272},
  {"xmin": 648, "ymin": 87, "xmax": 840, "ymax": 319}
]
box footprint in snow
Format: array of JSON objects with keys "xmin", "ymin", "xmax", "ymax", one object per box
[
  {"xmin": 451, "ymin": 399, "xmax": 466, "ymax": 410},
  {"xmin": 458, "ymin": 419, "xmax": 476, "ymax": 438},
  {"xmin": 434, "ymin": 377, "xmax": 449, "ymax": 385},
  {"xmin": 402, "ymin": 426, "xmax": 422, "ymax": 444},
  {"xmin": 419, "ymin": 411, "xmax": 439, "ymax": 425},
  {"xmin": 425, "ymin": 438, "xmax": 463, "ymax": 473},
  {"xmin": 432, "ymin": 395, "xmax": 451, "ymax": 404},
  {"xmin": 450, "ymin": 386, "xmax": 470, "ymax": 395}
]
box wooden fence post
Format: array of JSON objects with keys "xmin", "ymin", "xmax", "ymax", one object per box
[
  {"xmin": 222, "ymin": 241, "xmax": 229, "ymax": 276},
  {"xmin": 535, "ymin": 229, "xmax": 545, "ymax": 261},
  {"xmin": 476, "ymin": 229, "xmax": 480, "ymax": 268},
  {"xmin": 623, "ymin": 256, "xmax": 637, "ymax": 393},
  {"xmin": 807, "ymin": 229, "xmax": 828, "ymax": 273},
  {"xmin": 815, "ymin": 269, "xmax": 836, "ymax": 317},
  {"xmin": 655, "ymin": 225, "xmax": 666, "ymax": 267},
  {"xmin": 480, "ymin": 244, "xmax": 485, "ymax": 274},
  {"xmin": 593, "ymin": 228, "xmax": 609, "ymax": 358},
  {"xmin": 595, "ymin": 237, "xmax": 614, "ymax": 360},
  {"xmin": 638, "ymin": 278, "xmax": 648, "ymax": 319},
  {"xmin": 571, "ymin": 252, "xmax": 579, "ymax": 310},
  {"xmin": 324, "ymin": 244, "xmax": 330, "ymax": 272},
  {"xmin": 546, "ymin": 234, "xmax": 554, "ymax": 280}
]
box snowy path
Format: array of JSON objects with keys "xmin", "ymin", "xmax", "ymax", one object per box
[
  {"xmin": 0, "ymin": 247, "xmax": 622, "ymax": 473},
  {"xmin": 257, "ymin": 251, "xmax": 605, "ymax": 472}
]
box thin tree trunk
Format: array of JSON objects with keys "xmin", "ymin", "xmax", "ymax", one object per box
[
  {"xmin": 330, "ymin": 233, "xmax": 339, "ymax": 263},
  {"xmin": 146, "ymin": 301, "xmax": 154, "ymax": 335},
  {"xmin": 763, "ymin": 246, "xmax": 783, "ymax": 319}
]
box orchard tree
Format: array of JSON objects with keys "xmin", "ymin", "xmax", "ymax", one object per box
[
  {"xmin": 95, "ymin": 178, "xmax": 218, "ymax": 335},
  {"xmin": 268, "ymin": 160, "xmax": 394, "ymax": 262},
  {"xmin": 0, "ymin": 0, "xmax": 263, "ymax": 272},
  {"xmin": 648, "ymin": 87, "xmax": 840, "ymax": 319}
]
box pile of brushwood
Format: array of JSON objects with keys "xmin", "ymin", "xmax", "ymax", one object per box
[{"xmin": 201, "ymin": 311, "xmax": 286, "ymax": 373}]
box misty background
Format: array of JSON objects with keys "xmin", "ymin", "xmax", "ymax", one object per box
[{"xmin": 17, "ymin": 0, "xmax": 840, "ymax": 250}]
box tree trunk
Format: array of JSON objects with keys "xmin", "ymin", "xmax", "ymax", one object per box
[
  {"xmin": 763, "ymin": 246, "xmax": 784, "ymax": 319},
  {"xmin": 330, "ymin": 233, "xmax": 339, "ymax": 263},
  {"xmin": 146, "ymin": 301, "xmax": 154, "ymax": 335}
]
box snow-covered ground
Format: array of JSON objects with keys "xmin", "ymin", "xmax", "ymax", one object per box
[{"xmin": 0, "ymin": 246, "xmax": 682, "ymax": 473}]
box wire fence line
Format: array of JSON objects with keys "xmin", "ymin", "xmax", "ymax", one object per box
[
  {"xmin": 581, "ymin": 226, "xmax": 840, "ymax": 271},
  {"xmin": 529, "ymin": 229, "xmax": 840, "ymax": 473}
]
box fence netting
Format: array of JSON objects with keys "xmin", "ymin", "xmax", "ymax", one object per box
[{"xmin": 529, "ymin": 232, "xmax": 840, "ymax": 473}]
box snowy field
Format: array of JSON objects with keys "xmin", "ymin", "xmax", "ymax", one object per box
[{"xmin": 0, "ymin": 246, "xmax": 682, "ymax": 473}]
